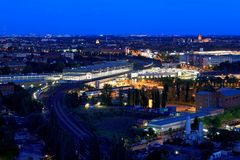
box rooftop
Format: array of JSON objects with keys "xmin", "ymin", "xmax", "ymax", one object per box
[
  {"xmin": 218, "ymin": 88, "xmax": 240, "ymax": 97},
  {"xmin": 63, "ymin": 60, "xmax": 131, "ymax": 73},
  {"xmin": 197, "ymin": 91, "xmax": 211, "ymax": 95},
  {"xmin": 148, "ymin": 107, "xmax": 223, "ymax": 128}
]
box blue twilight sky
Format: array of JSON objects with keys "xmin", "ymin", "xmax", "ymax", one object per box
[{"xmin": 0, "ymin": 0, "xmax": 240, "ymax": 35}]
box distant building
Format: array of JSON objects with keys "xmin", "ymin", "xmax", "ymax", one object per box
[
  {"xmin": 61, "ymin": 52, "xmax": 74, "ymax": 60},
  {"xmin": 195, "ymin": 91, "xmax": 218, "ymax": 109},
  {"xmin": 218, "ymin": 88, "xmax": 240, "ymax": 108},
  {"xmin": 198, "ymin": 34, "xmax": 203, "ymax": 41},
  {"xmin": 180, "ymin": 51, "xmax": 240, "ymax": 67},
  {"xmin": 100, "ymin": 48, "xmax": 125, "ymax": 54},
  {"xmin": 194, "ymin": 34, "xmax": 211, "ymax": 43},
  {"xmin": 196, "ymin": 88, "xmax": 240, "ymax": 109}
]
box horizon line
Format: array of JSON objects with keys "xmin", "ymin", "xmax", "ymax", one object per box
[{"xmin": 1, "ymin": 34, "xmax": 240, "ymax": 38}]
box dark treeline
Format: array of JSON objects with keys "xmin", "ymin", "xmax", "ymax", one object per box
[
  {"xmin": 101, "ymin": 84, "xmax": 113, "ymax": 106},
  {"xmin": 64, "ymin": 91, "xmax": 89, "ymax": 108},
  {"xmin": 0, "ymin": 84, "xmax": 43, "ymax": 115},
  {"xmin": 196, "ymin": 75, "xmax": 239, "ymax": 88},
  {"xmin": 0, "ymin": 84, "xmax": 45, "ymax": 159},
  {"xmin": 127, "ymin": 77, "xmax": 197, "ymax": 108},
  {"xmin": 22, "ymin": 61, "xmax": 66, "ymax": 73},
  {"xmin": 0, "ymin": 66, "xmax": 11, "ymax": 75},
  {"xmin": 214, "ymin": 61, "xmax": 240, "ymax": 73},
  {"xmin": 0, "ymin": 117, "xmax": 18, "ymax": 159},
  {"xmin": 127, "ymin": 87, "xmax": 165, "ymax": 108}
]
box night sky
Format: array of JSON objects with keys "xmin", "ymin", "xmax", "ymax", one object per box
[{"xmin": 0, "ymin": 0, "xmax": 239, "ymax": 35}]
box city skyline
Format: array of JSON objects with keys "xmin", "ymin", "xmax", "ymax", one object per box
[
  {"xmin": 1, "ymin": 0, "xmax": 240, "ymax": 35},
  {"xmin": 2, "ymin": 1, "xmax": 240, "ymax": 160}
]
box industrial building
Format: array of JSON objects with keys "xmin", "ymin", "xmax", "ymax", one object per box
[{"xmin": 196, "ymin": 88, "xmax": 240, "ymax": 109}]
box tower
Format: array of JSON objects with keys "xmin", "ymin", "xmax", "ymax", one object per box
[
  {"xmin": 186, "ymin": 116, "xmax": 191, "ymax": 135},
  {"xmin": 198, "ymin": 34, "xmax": 203, "ymax": 41},
  {"xmin": 198, "ymin": 122, "xmax": 203, "ymax": 137}
]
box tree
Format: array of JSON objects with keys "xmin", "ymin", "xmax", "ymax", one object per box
[
  {"xmin": 1, "ymin": 66, "xmax": 11, "ymax": 75},
  {"xmin": 26, "ymin": 113, "xmax": 45, "ymax": 131},
  {"xmin": 53, "ymin": 62, "xmax": 65, "ymax": 72},
  {"xmin": 134, "ymin": 89, "xmax": 140, "ymax": 106},
  {"xmin": 152, "ymin": 88, "xmax": 160, "ymax": 108},
  {"xmin": 196, "ymin": 76, "xmax": 208, "ymax": 86},
  {"xmin": 148, "ymin": 128, "xmax": 156, "ymax": 138},
  {"xmin": 175, "ymin": 78, "xmax": 181, "ymax": 101},
  {"xmin": 161, "ymin": 90, "xmax": 167, "ymax": 108},
  {"xmin": 191, "ymin": 117, "xmax": 199, "ymax": 130},
  {"xmin": 3, "ymin": 84, "xmax": 43, "ymax": 115},
  {"xmin": 228, "ymin": 76, "xmax": 238, "ymax": 87},
  {"xmin": 140, "ymin": 88, "xmax": 149, "ymax": 108},
  {"xmin": 127, "ymin": 89, "xmax": 132, "ymax": 106},
  {"xmin": 134, "ymin": 135, "xmax": 141, "ymax": 143},
  {"xmin": 119, "ymin": 88, "xmax": 124, "ymax": 106},
  {"xmin": 147, "ymin": 149, "xmax": 168, "ymax": 160},
  {"xmin": 185, "ymin": 81, "xmax": 190, "ymax": 102},
  {"xmin": 101, "ymin": 84, "xmax": 113, "ymax": 106},
  {"xmin": 216, "ymin": 77, "xmax": 223, "ymax": 87},
  {"xmin": 0, "ymin": 126, "xmax": 18, "ymax": 158},
  {"xmin": 110, "ymin": 135, "xmax": 127, "ymax": 160},
  {"xmin": 22, "ymin": 65, "xmax": 33, "ymax": 73},
  {"xmin": 0, "ymin": 116, "xmax": 4, "ymax": 126},
  {"xmin": 79, "ymin": 92, "xmax": 88, "ymax": 105},
  {"xmin": 65, "ymin": 92, "xmax": 79, "ymax": 108}
]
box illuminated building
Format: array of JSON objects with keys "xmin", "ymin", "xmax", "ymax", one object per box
[
  {"xmin": 194, "ymin": 34, "xmax": 211, "ymax": 43},
  {"xmin": 62, "ymin": 61, "xmax": 133, "ymax": 81},
  {"xmin": 131, "ymin": 68, "xmax": 199, "ymax": 80},
  {"xmin": 0, "ymin": 61, "xmax": 133, "ymax": 83},
  {"xmin": 198, "ymin": 34, "xmax": 202, "ymax": 41},
  {"xmin": 180, "ymin": 51, "xmax": 240, "ymax": 67}
]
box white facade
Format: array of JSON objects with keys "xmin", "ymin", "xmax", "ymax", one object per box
[
  {"xmin": 131, "ymin": 68, "xmax": 199, "ymax": 80},
  {"xmin": 180, "ymin": 51, "xmax": 240, "ymax": 67}
]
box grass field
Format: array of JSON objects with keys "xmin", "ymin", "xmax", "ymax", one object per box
[{"xmin": 72, "ymin": 107, "xmax": 158, "ymax": 139}]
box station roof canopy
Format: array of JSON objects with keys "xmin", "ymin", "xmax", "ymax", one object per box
[{"xmin": 63, "ymin": 61, "xmax": 131, "ymax": 73}]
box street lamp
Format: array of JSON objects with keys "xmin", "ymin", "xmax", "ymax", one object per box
[
  {"xmin": 175, "ymin": 150, "xmax": 179, "ymax": 155},
  {"xmin": 85, "ymin": 103, "xmax": 90, "ymax": 109}
]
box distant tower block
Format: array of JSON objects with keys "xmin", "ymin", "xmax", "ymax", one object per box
[
  {"xmin": 198, "ymin": 122, "xmax": 203, "ymax": 137},
  {"xmin": 198, "ymin": 34, "xmax": 203, "ymax": 41},
  {"xmin": 186, "ymin": 116, "xmax": 191, "ymax": 135}
]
